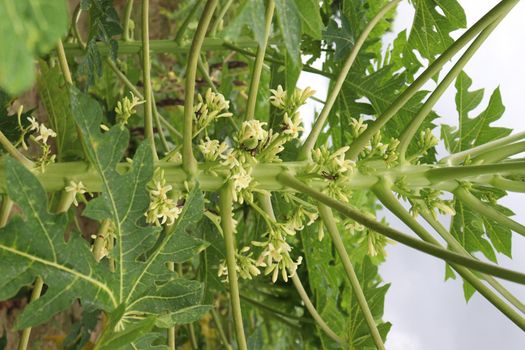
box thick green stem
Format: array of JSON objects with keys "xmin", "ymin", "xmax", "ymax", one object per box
[
  {"xmin": 63, "ymin": 38, "xmax": 260, "ymax": 56},
  {"xmin": 299, "ymin": 0, "xmax": 400, "ymax": 160},
  {"xmin": 142, "ymin": 0, "xmax": 158, "ymax": 161},
  {"xmin": 455, "ymin": 186, "xmax": 525, "ymax": 236},
  {"xmin": 346, "ymin": 0, "xmax": 519, "ymax": 161},
  {"xmin": 277, "ymin": 172, "xmax": 525, "ymax": 284},
  {"xmin": 420, "ymin": 210, "xmax": 525, "ymax": 314},
  {"xmin": 371, "ymin": 181, "xmax": 525, "ymax": 330},
  {"xmin": 318, "ymin": 204, "xmax": 384, "ymax": 349},
  {"xmin": 245, "ymin": 0, "xmax": 275, "ymax": 121},
  {"xmin": 397, "ymin": 18, "xmax": 502, "ymax": 162},
  {"xmin": 2, "ymin": 160, "xmax": 519, "ymax": 194},
  {"xmin": 122, "ymin": 0, "xmax": 134, "ymax": 41},
  {"xmin": 219, "ymin": 182, "xmax": 247, "ymax": 350},
  {"xmin": 441, "ymin": 131, "xmax": 525, "ymax": 165},
  {"xmin": 426, "ymin": 160, "xmax": 525, "ymax": 183},
  {"xmin": 183, "ymin": 0, "xmax": 219, "ymax": 176},
  {"xmin": 491, "ymin": 176, "xmax": 525, "ymax": 193},
  {"xmin": 290, "ymin": 274, "xmax": 345, "ymax": 345},
  {"xmin": 473, "ymin": 141, "xmax": 525, "ymax": 164}
]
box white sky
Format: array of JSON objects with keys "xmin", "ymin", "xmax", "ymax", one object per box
[{"xmin": 299, "ymin": 1, "xmax": 525, "ymax": 348}]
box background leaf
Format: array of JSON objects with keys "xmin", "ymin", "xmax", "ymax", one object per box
[{"xmin": 37, "ymin": 62, "xmax": 83, "ymax": 161}]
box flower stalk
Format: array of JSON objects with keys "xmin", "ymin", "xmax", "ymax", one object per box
[
  {"xmin": 245, "ymin": 0, "xmax": 275, "ymax": 121},
  {"xmin": 299, "ymin": 0, "xmax": 400, "ymax": 160},
  {"xmin": 142, "ymin": 0, "xmax": 157, "ymax": 160},
  {"xmin": 317, "ymin": 203, "xmax": 384, "ymax": 349},
  {"xmin": 183, "ymin": 0, "xmax": 219, "ymax": 176},
  {"xmin": 219, "ymin": 182, "xmax": 247, "ymax": 350}
]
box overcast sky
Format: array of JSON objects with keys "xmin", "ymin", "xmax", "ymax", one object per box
[{"xmin": 299, "ymin": 1, "xmax": 525, "ymax": 349}]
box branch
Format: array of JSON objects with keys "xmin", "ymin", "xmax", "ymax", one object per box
[
  {"xmin": 472, "ymin": 140, "xmax": 525, "ymax": 164},
  {"xmin": 441, "ymin": 131, "xmax": 525, "ymax": 165},
  {"xmin": 425, "ymin": 160, "xmax": 525, "ymax": 183},
  {"xmin": 420, "ymin": 209, "xmax": 525, "ymax": 314},
  {"xmin": 290, "ymin": 274, "xmax": 345, "ymax": 345},
  {"xmin": 299, "ymin": 0, "xmax": 400, "ymax": 160},
  {"xmin": 257, "ymin": 193, "xmax": 343, "ymax": 344},
  {"xmin": 373, "ymin": 181, "xmax": 525, "ymax": 327},
  {"xmin": 397, "ymin": 17, "xmax": 503, "ymax": 161},
  {"xmin": 346, "ymin": 0, "xmax": 519, "ymax": 161},
  {"xmin": 142, "ymin": 0, "xmax": 157, "ymax": 160},
  {"xmin": 183, "ymin": 0, "xmax": 219, "ymax": 176},
  {"xmin": 317, "ymin": 203, "xmax": 385, "ymax": 349},
  {"xmin": 277, "ymin": 172, "xmax": 525, "ymax": 285},
  {"xmin": 455, "ymin": 186, "xmax": 525, "ymax": 236},
  {"xmin": 122, "ymin": 0, "xmax": 134, "ymax": 41},
  {"xmin": 245, "ymin": 0, "xmax": 275, "ymax": 121},
  {"xmin": 219, "ymin": 182, "xmax": 247, "ymax": 350}
]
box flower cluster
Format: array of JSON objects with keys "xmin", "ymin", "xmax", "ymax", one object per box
[
  {"xmin": 145, "ymin": 168, "xmax": 183, "ymax": 226},
  {"xmin": 253, "ymin": 223, "xmax": 303, "ymax": 283},
  {"xmin": 348, "ymin": 117, "xmax": 400, "ymax": 166},
  {"xmin": 410, "ymin": 188, "xmax": 455, "ymax": 218},
  {"xmin": 395, "ymin": 178, "xmax": 455, "ymax": 219},
  {"xmin": 115, "ymin": 92, "xmax": 145, "ymax": 125},
  {"xmin": 270, "ymin": 85, "xmax": 315, "ymax": 114},
  {"xmin": 198, "ymin": 137, "xmax": 229, "ymax": 162},
  {"xmin": 193, "ymin": 88, "xmax": 232, "ymax": 136},
  {"xmin": 362, "ymin": 131, "xmax": 400, "ymax": 166},
  {"xmin": 236, "ymin": 120, "xmax": 268, "ymax": 152},
  {"xmin": 65, "ymin": 180, "xmax": 88, "ymax": 206},
  {"xmin": 413, "ymin": 128, "xmax": 438, "ymax": 161},
  {"xmin": 23, "ymin": 114, "xmax": 57, "ymax": 171},
  {"xmin": 218, "ymin": 246, "xmax": 261, "ymax": 282},
  {"xmin": 306, "ymin": 145, "xmax": 355, "ymax": 202}
]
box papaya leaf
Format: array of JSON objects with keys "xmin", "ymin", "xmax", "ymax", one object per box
[
  {"xmin": 0, "ymin": 0, "xmax": 68, "ymax": 94},
  {"xmin": 222, "ymin": 0, "xmax": 265, "ymax": 47},
  {"xmin": 70, "ymin": 88, "xmax": 209, "ymax": 341},
  {"xmin": 275, "ymin": 0, "xmax": 301, "ymax": 65},
  {"xmin": 294, "ymin": 0, "xmax": 323, "ymax": 40},
  {"xmin": 0, "ymin": 156, "xmax": 116, "ymax": 329},
  {"xmin": 406, "ymin": 0, "xmax": 466, "ymax": 67},
  {"xmin": 442, "ymin": 71, "xmax": 511, "ymax": 153},
  {"xmin": 443, "ymin": 72, "xmax": 514, "ymax": 299}
]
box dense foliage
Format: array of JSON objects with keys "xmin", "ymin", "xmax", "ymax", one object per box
[{"xmin": 0, "ymin": 0, "xmax": 524, "ymax": 349}]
